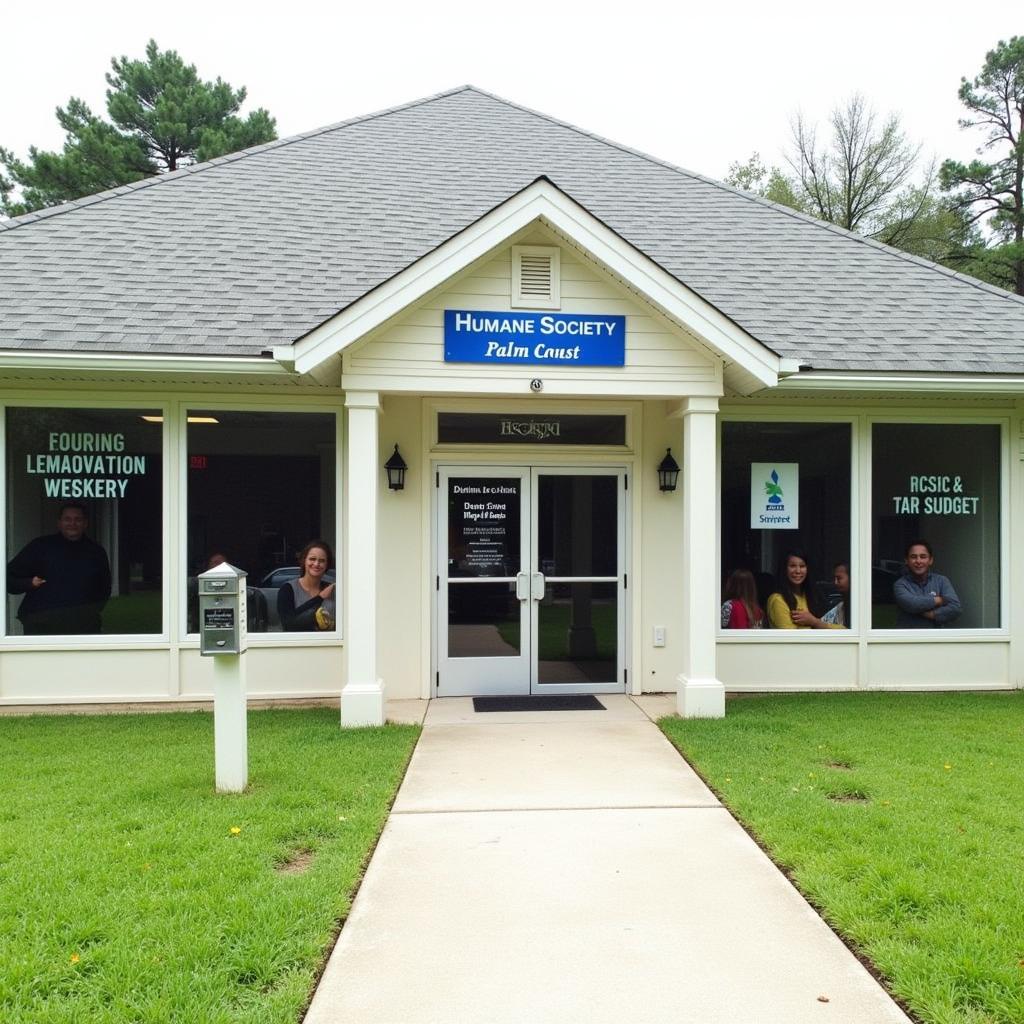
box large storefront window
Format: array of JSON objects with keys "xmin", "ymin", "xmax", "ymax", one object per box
[
  {"xmin": 186, "ymin": 410, "xmax": 336, "ymax": 634},
  {"xmin": 5, "ymin": 407, "xmax": 163, "ymax": 636},
  {"xmin": 721, "ymin": 422, "xmax": 851, "ymax": 630},
  {"xmin": 872, "ymin": 423, "xmax": 1000, "ymax": 629}
]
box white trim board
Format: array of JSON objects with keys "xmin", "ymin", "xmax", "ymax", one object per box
[{"xmin": 0, "ymin": 351, "xmax": 293, "ymax": 376}]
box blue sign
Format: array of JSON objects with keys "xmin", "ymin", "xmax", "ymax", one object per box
[{"xmin": 444, "ymin": 310, "xmax": 626, "ymax": 366}]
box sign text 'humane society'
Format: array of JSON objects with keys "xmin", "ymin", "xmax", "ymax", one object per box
[{"xmin": 444, "ymin": 310, "xmax": 626, "ymax": 366}]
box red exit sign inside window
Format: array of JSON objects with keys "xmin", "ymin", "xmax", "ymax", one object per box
[{"xmin": 190, "ymin": 455, "xmax": 208, "ymax": 470}]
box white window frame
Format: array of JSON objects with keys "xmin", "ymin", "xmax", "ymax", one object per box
[
  {"xmin": 178, "ymin": 399, "xmax": 344, "ymax": 647},
  {"xmin": 717, "ymin": 411, "xmax": 860, "ymax": 641},
  {"xmin": 716, "ymin": 408, "xmax": 1011, "ymax": 644},
  {"xmin": 865, "ymin": 413, "xmax": 1009, "ymax": 639},
  {"xmin": 1, "ymin": 396, "xmax": 171, "ymax": 648}
]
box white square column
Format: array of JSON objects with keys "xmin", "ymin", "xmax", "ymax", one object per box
[
  {"xmin": 676, "ymin": 396, "xmax": 726, "ymax": 718},
  {"xmin": 342, "ymin": 391, "xmax": 385, "ymax": 727}
]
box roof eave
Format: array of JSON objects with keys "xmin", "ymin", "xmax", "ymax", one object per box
[
  {"xmin": 776, "ymin": 370, "xmax": 1024, "ymax": 394},
  {"xmin": 0, "ymin": 349, "xmax": 296, "ymax": 377}
]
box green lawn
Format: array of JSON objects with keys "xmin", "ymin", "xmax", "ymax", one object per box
[
  {"xmin": 660, "ymin": 692, "xmax": 1024, "ymax": 1024},
  {"xmin": 0, "ymin": 709, "xmax": 419, "ymax": 1023}
]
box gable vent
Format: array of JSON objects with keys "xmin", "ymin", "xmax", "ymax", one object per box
[{"xmin": 512, "ymin": 245, "xmax": 560, "ymax": 309}]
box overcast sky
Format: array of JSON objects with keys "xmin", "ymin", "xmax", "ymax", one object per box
[{"xmin": 1, "ymin": 1, "xmax": 1020, "ymax": 184}]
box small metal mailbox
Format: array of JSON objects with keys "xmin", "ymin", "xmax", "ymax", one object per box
[{"xmin": 198, "ymin": 562, "xmax": 248, "ymax": 656}]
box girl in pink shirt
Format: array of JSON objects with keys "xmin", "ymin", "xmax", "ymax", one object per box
[{"xmin": 721, "ymin": 569, "xmax": 764, "ymax": 629}]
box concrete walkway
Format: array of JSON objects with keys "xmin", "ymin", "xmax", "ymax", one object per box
[{"xmin": 304, "ymin": 696, "xmax": 911, "ymax": 1024}]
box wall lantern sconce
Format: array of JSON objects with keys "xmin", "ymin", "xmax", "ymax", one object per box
[
  {"xmin": 385, "ymin": 444, "xmax": 408, "ymax": 491},
  {"xmin": 657, "ymin": 448, "xmax": 680, "ymax": 492}
]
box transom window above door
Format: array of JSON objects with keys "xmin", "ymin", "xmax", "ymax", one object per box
[{"xmin": 437, "ymin": 413, "xmax": 626, "ymax": 446}]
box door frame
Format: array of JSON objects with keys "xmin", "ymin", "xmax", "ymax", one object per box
[
  {"xmin": 436, "ymin": 465, "xmax": 532, "ymax": 697},
  {"xmin": 433, "ymin": 461, "xmax": 629, "ymax": 697},
  {"xmin": 528, "ymin": 465, "xmax": 627, "ymax": 695}
]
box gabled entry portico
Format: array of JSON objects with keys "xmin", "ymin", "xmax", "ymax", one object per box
[{"xmin": 288, "ymin": 180, "xmax": 786, "ymax": 726}]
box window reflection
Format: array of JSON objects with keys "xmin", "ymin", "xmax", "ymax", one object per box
[
  {"xmin": 720, "ymin": 422, "xmax": 852, "ymax": 631},
  {"xmin": 5, "ymin": 407, "xmax": 163, "ymax": 636},
  {"xmin": 447, "ymin": 583, "xmax": 521, "ymax": 658},
  {"xmin": 872, "ymin": 424, "xmax": 1000, "ymax": 629},
  {"xmin": 537, "ymin": 582, "xmax": 617, "ymax": 683},
  {"xmin": 537, "ymin": 475, "xmax": 617, "ymax": 577},
  {"xmin": 186, "ymin": 410, "xmax": 336, "ymax": 634}
]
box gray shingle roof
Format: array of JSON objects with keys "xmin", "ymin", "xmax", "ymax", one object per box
[{"xmin": 2, "ymin": 85, "xmax": 1024, "ymax": 373}]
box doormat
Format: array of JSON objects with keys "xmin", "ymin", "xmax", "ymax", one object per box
[{"xmin": 472, "ymin": 695, "xmax": 605, "ymax": 712}]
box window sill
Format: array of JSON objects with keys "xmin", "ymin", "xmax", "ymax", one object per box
[
  {"xmin": 717, "ymin": 630, "xmax": 1008, "ymax": 642},
  {"xmin": 717, "ymin": 632, "xmax": 859, "ymax": 641},
  {"xmin": 0, "ymin": 634, "xmax": 345, "ymax": 651},
  {"xmin": 182, "ymin": 634, "xmax": 344, "ymax": 647},
  {"xmin": 865, "ymin": 630, "xmax": 1008, "ymax": 642},
  {"xmin": 1, "ymin": 634, "xmax": 171, "ymax": 650}
]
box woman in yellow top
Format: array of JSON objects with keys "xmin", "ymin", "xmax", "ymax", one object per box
[{"xmin": 766, "ymin": 551, "xmax": 843, "ymax": 629}]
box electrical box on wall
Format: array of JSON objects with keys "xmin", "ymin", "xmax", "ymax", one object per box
[{"xmin": 653, "ymin": 626, "xmax": 666, "ymax": 647}]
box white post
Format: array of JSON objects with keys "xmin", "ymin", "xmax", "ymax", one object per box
[
  {"xmin": 213, "ymin": 654, "xmax": 248, "ymax": 792},
  {"xmin": 676, "ymin": 396, "xmax": 726, "ymax": 718},
  {"xmin": 342, "ymin": 391, "xmax": 385, "ymax": 726}
]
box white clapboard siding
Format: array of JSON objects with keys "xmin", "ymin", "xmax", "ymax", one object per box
[{"xmin": 343, "ymin": 241, "xmax": 721, "ymax": 396}]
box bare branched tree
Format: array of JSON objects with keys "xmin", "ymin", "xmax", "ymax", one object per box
[
  {"xmin": 728, "ymin": 92, "xmax": 987, "ymax": 276},
  {"xmin": 788, "ymin": 94, "xmax": 934, "ymax": 244}
]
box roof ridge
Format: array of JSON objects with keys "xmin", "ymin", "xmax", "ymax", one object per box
[
  {"xmin": 0, "ymin": 85, "xmax": 477, "ymax": 233},
  {"xmin": 460, "ymin": 87, "xmax": 1024, "ymax": 311},
  {"xmin": 4, "ymin": 82, "xmax": 1023, "ymax": 313}
]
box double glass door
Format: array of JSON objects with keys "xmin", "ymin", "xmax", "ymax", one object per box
[{"xmin": 437, "ymin": 466, "xmax": 625, "ymax": 696}]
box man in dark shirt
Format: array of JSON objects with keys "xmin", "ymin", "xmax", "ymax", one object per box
[{"xmin": 6, "ymin": 503, "xmax": 112, "ymax": 634}]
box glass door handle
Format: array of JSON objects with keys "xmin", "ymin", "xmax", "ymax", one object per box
[
  {"xmin": 531, "ymin": 572, "xmax": 546, "ymax": 601},
  {"xmin": 515, "ymin": 572, "xmax": 531, "ymax": 601}
]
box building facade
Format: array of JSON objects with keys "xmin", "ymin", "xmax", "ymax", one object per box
[{"xmin": 2, "ymin": 88, "xmax": 1023, "ymax": 722}]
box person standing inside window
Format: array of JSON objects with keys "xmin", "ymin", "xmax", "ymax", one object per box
[
  {"xmin": 6, "ymin": 503, "xmax": 111, "ymax": 635},
  {"xmin": 893, "ymin": 540, "xmax": 962, "ymax": 628},
  {"xmin": 766, "ymin": 551, "xmax": 839, "ymax": 629},
  {"xmin": 278, "ymin": 540, "xmax": 336, "ymax": 632},
  {"xmin": 821, "ymin": 562, "xmax": 850, "ymax": 627},
  {"xmin": 721, "ymin": 569, "xmax": 764, "ymax": 629}
]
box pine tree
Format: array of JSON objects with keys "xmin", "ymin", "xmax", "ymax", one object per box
[
  {"xmin": 1, "ymin": 40, "xmax": 276, "ymax": 216},
  {"xmin": 940, "ymin": 37, "xmax": 1024, "ymax": 295}
]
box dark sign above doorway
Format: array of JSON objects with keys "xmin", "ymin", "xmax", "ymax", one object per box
[{"xmin": 438, "ymin": 413, "xmax": 626, "ymax": 446}]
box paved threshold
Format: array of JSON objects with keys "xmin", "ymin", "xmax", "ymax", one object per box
[{"xmin": 304, "ymin": 697, "xmax": 910, "ymax": 1024}]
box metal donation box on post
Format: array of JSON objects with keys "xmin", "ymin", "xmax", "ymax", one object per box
[{"xmin": 198, "ymin": 562, "xmax": 248, "ymax": 656}]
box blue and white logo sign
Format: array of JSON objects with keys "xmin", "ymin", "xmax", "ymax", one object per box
[
  {"xmin": 750, "ymin": 462, "xmax": 799, "ymax": 529},
  {"xmin": 444, "ymin": 310, "xmax": 626, "ymax": 366}
]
